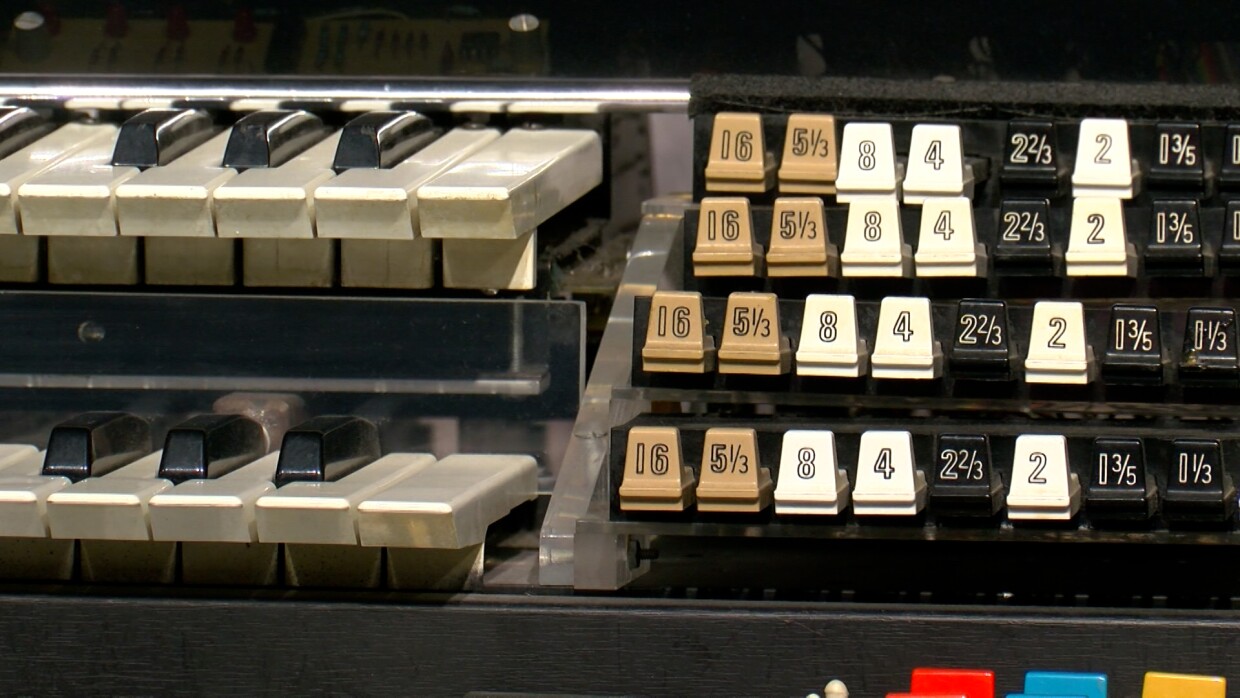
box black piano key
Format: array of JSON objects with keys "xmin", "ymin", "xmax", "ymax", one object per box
[
  {"xmin": 1178, "ymin": 307, "xmax": 1239, "ymax": 386},
  {"xmin": 111, "ymin": 108, "xmax": 215, "ymax": 168},
  {"xmin": 1086, "ymin": 437, "xmax": 1156, "ymax": 520},
  {"xmin": 332, "ymin": 111, "xmax": 438, "ymax": 170},
  {"xmin": 273, "ymin": 415, "xmax": 380, "ymax": 487},
  {"xmin": 949, "ymin": 299, "xmax": 1011, "ymax": 380},
  {"xmin": 1102, "ymin": 304, "xmax": 1164, "ymax": 385},
  {"xmin": 221, "ymin": 110, "xmax": 328, "ymax": 169},
  {"xmin": 41, "ymin": 412, "xmax": 151, "ymax": 483},
  {"xmin": 1144, "ymin": 200, "xmax": 1207, "ymax": 276},
  {"xmin": 929, "ymin": 433, "xmax": 1004, "ymax": 517},
  {"xmin": 0, "ymin": 106, "xmax": 53, "ymax": 161},
  {"xmin": 157, "ymin": 413, "xmax": 268, "ymax": 484},
  {"xmin": 1164, "ymin": 439, "xmax": 1236, "ymax": 524}
]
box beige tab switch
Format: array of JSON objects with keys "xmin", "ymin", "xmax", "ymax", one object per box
[
  {"xmin": 767, "ymin": 197, "xmax": 837, "ymax": 277},
  {"xmin": 619, "ymin": 426, "xmax": 696, "ymax": 512},
  {"xmin": 692, "ymin": 197, "xmax": 761, "ymax": 276},
  {"xmin": 705, "ymin": 112, "xmax": 774, "ymax": 193},
  {"xmin": 696, "ymin": 427, "xmax": 773, "ymax": 513},
  {"xmin": 779, "ymin": 114, "xmax": 838, "ymax": 194},
  {"xmin": 642, "ymin": 291, "xmax": 716, "ymax": 373},
  {"xmin": 718, "ymin": 292, "xmax": 791, "ymax": 375}
]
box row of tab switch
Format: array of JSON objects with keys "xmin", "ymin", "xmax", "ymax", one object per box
[
  {"xmin": 691, "ymin": 196, "xmax": 1240, "ymax": 279},
  {"xmin": 869, "ymin": 666, "xmax": 1225, "ymax": 698},
  {"xmin": 705, "ymin": 112, "xmax": 1240, "ymax": 197},
  {"xmin": 618, "ymin": 424, "xmax": 1239, "ymax": 523},
  {"xmin": 0, "ymin": 412, "xmax": 537, "ymax": 585},
  {"xmin": 640, "ymin": 291, "xmax": 1240, "ymax": 387}
]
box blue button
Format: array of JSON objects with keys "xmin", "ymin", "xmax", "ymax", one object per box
[{"xmin": 1023, "ymin": 671, "xmax": 1107, "ymax": 698}]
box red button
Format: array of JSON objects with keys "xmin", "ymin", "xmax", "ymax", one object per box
[
  {"xmin": 910, "ymin": 668, "xmax": 995, "ymax": 698},
  {"xmin": 887, "ymin": 694, "xmax": 966, "ymax": 698}
]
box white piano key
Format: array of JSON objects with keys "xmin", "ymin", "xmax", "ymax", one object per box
[
  {"xmin": 442, "ymin": 229, "xmax": 537, "ymax": 290},
  {"xmin": 0, "ymin": 123, "xmax": 118, "ymax": 235},
  {"xmin": 45, "ymin": 451, "xmax": 169, "ymax": 541},
  {"xmin": 902, "ymin": 124, "xmax": 972, "ymax": 204},
  {"xmin": 148, "ymin": 452, "xmax": 279, "ymax": 543},
  {"xmin": 795, "ymin": 293, "xmax": 868, "ymax": 378},
  {"xmin": 0, "ymin": 450, "xmax": 63, "ymax": 537},
  {"xmin": 1071, "ymin": 118, "xmax": 1138, "ymax": 198},
  {"xmin": 0, "ymin": 444, "xmax": 37, "ymax": 472},
  {"xmin": 115, "ymin": 129, "xmax": 236, "ymax": 238},
  {"xmin": 851, "ymin": 430, "xmax": 926, "ymax": 516},
  {"xmin": 773, "ymin": 431, "xmax": 850, "ymax": 516},
  {"xmin": 315, "ymin": 127, "xmax": 502, "ymax": 241},
  {"xmin": 1007, "ymin": 434, "xmax": 1081, "ymax": 520},
  {"xmin": 46, "ymin": 236, "xmax": 140, "ymax": 285},
  {"xmin": 255, "ymin": 452, "xmax": 436, "ymax": 545},
  {"xmin": 417, "ymin": 128, "xmax": 603, "ymax": 240},
  {"xmin": 213, "ymin": 130, "xmax": 342, "ymax": 239},
  {"xmin": 914, "ymin": 196, "xmax": 987, "ymax": 277},
  {"xmin": 339, "ymin": 239, "xmax": 434, "ymax": 289},
  {"xmin": 357, "ymin": 454, "xmax": 537, "ymax": 549},
  {"xmin": 17, "ymin": 130, "xmax": 138, "ymax": 236}
]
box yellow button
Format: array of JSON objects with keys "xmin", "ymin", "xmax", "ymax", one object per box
[
  {"xmin": 693, "ymin": 197, "xmax": 761, "ymax": 276},
  {"xmin": 619, "ymin": 426, "xmax": 696, "ymax": 512},
  {"xmin": 1143, "ymin": 672, "xmax": 1226, "ymax": 698},
  {"xmin": 779, "ymin": 114, "xmax": 838, "ymax": 194},
  {"xmin": 718, "ymin": 292, "xmax": 792, "ymax": 375},
  {"xmin": 768, "ymin": 197, "xmax": 837, "ymax": 277},
  {"xmin": 641, "ymin": 291, "xmax": 715, "ymax": 374},
  {"xmin": 705, "ymin": 112, "xmax": 774, "ymax": 193},
  {"xmin": 696, "ymin": 427, "xmax": 773, "ymax": 512}
]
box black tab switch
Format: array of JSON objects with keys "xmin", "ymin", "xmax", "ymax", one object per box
[
  {"xmin": 1164, "ymin": 439, "xmax": 1236, "ymax": 524},
  {"xmin": 1144, "ymin": 200, "xmax": 1207, "ymax": 276},
  {"xmin": 42, "ymin": 412, "xmax": 151, "ymax": 482},
  {"xmin": 993, "ymin": 199, "xmax": 1057, "ymax": 275},
  {"xmin": 1147, "ymin": 123, "xmax": 1204, "ymax": 189},
  {"xmin": 158, "ymin": 414, "xmax": 268, "ymax": 484},
  {"xmin": 1218, "ymin": 201, "xmax": 1240, "ymax": 274},
  {"xmin": 222, "ymin": 110, "xmax": 328, "ymax": 169},
  {"xmin": 1219, "ymin": 124, "xmax": 1240, "ymax": 191},
  {"xmin": 1000, "ymin": 121, "xmax": 1060, "ymax": 188},
  {"xmin": 949, "ymin": 299, "xmax": 1011, "ymax": 380},
  {"xmin": 1102, "ymin": 304, "xmax": 1164, "ymax": 385},
  {"xmin": 1179, "ymin": 307, "xmax": 1239, "ymax": 386},
  {"xmin": 273, "ymin": 415, "xmax": 380, "ymax": 487},
  {"xmin": 929, "ymin": 434, "xmax": 1004, "ymax": 517},
  {"xmin": 111, "ymin": 108, "xmax": 215, "ymax": 168},
  {"xmin": 1086, "ymin": 437, "xmax": 1156, "ymax": 520},
  {"xmin": 333, "ymin": 111, "xmax": 438, "ymax": 170},
  {"xmin": 0, "ymin": 106, "xmax": 52, "ymax": 161}
]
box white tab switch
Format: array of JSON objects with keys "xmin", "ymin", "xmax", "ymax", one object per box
[
  {"xmin": 871, "ymin": 296, "xmax": 942, "ymax": 380},
  {"xmin": 852, "ymin": 430, "xmax": 926, "ymax": 516},
  {"xmin": 1025, "ymin": 301, "xmax": 1095, "ymax": 384},
  {"xmin": 795, "ymin": 293, "xmax": 868, "ymax": 377},
  {"xmin": 774, "ymin": 431, "xmax": 850, "ymax": 515},
  {"xmin": 840, "ymin": 195, "xmax": 910, "ymax": 277},
  {"xmin": 1007, "ymin": 434, "xmax": 1080, "ymax": 520},
  {"xmin": 835, "ymin": 122, "xmax": 902, "ymax": 202},
  {"xmin": 1072, "ymin": 118, "xmax": 1138, "ymax": 198},
  {"xmin": 902, "ymin": 124, "xmax": 972, "ymax": 204},
  {"xmin": 1066, "ymin": 197, "xmax": 1135, "ymax": 276},
  {"xmin": 914, "ymin": 196, "xmax": 986, "ymax": 277}
]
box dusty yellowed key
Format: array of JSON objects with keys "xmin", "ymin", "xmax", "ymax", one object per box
[
  {"xmin": 717, "ymin": 292, "xmax": 791, "ymax": 375},
  {"xmin": 704, "ymin": 112, "xmax": 774, "ymax": 193},
  {"xmin": 696, "ymin": 427, "xmax": 773, "ymax": 512},
  {"xmin": 618, "ymin": 427, "xmax": 696, "ymax": 512},
  {"xmin": 642, "ymin": 291, "xmax": 716, "ymax": 373},
  {"xmin": 778, "ymin": 114, "xmax": 838, "ymax": 194},
  {"xmin": 693, "ymin": 197, "xmax": 761, "ymax": 276},
  {"xmin": 767, "ymin": 197, "xmax": 836, "ymax": 276}
]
